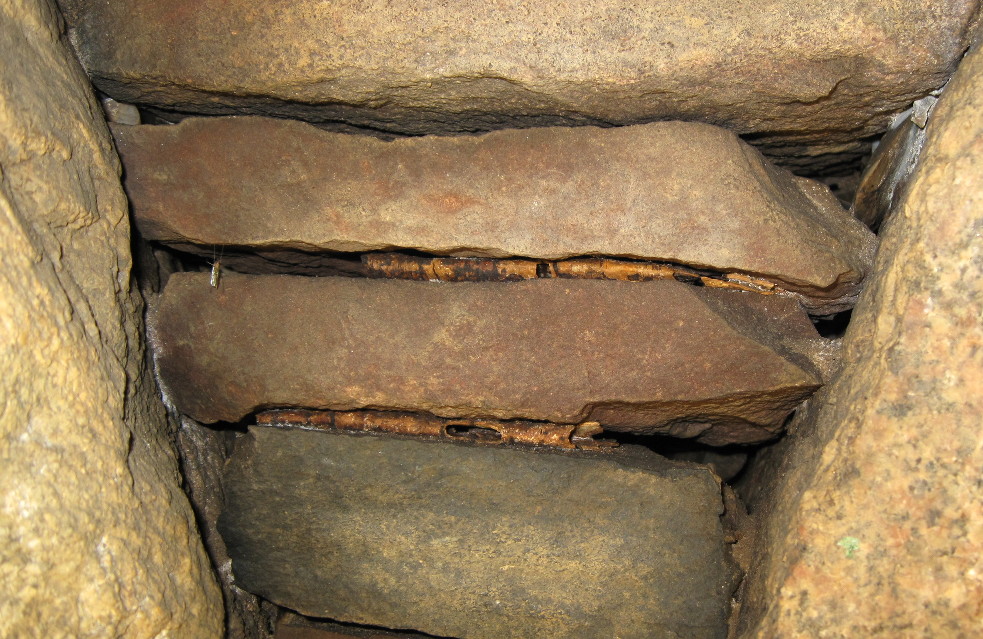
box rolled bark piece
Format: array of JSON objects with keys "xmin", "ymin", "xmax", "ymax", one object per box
[
  {"xmin": 152, "ymin": 273, "xmax": 824, "ymax": 445},
  {"xmin": 256, "ymin": 409, "xmax": 616, "ymax": 451},
  {"xmin": 114, "ymin": 117, "xmax": 876, "ymax": 313},
  {"xmin": 218, "ymin": 427, "xmax": 740, "ymax": 639},
  {"xmin": 66, "ymin": 0, "xmax": 980, "ymax": 172}
]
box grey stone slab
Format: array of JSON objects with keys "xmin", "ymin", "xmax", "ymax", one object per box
[{"xmin": 219, "ymin": 427, "xmax": 740, "ymax": 639}]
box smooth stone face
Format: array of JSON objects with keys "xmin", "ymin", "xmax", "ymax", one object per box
[
  {"xmin": 152, "ymin": 273, "xmax": 824, "ymax": 445},
  {"xmin": 114, "ymin": 117, "xmax": 876, "ymax": 312},
  {"xmin": 737, "ymin": 42, "xmax": 983, "ymax": 637},
  {"xmin": 64, "ymin": 1, "xmax": 980, "ymax": 173},
  {"xmin": 0, "ymin": 1, "xmax": 222, "ymax": 636},
  {"xmin": 852, "ymin": 114, "xmax": 928, "ymax": 231},
  {"xmin": 219, "ymin": 427, "xmax": 740, "ymax": 639}
]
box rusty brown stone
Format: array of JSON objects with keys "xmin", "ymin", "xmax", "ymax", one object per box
[
  {"xmin": 152, "ymin": 273, "xmax": 825, "ymax": 445},
  {"xmin": 64, "ymin": 0, "xmax": 981, "ymax": 172},
  {"xmin": 114, "ymin": 117, "xmax": 876, "ymax": 313},
  {"xmin": 218, "ymin": 427, "xmax": 740, "ymax": 638},
  {"xmin": 257, "ymin": 409, "xmax": 615, "ymax": 451},
  {"xmin": 736, "ymin": 41, "xmax": 983, "ymax": 637}
]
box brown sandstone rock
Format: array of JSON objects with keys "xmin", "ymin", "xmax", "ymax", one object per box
[
  {"xmin": 62, "ymin": 0, "xmax": 981, "ymax": 172},
  {"xmin": 0, "ymin": 0, "xmax": 222, "ymax": 636},
  {"xmin": 152, "ymin": 273, "xmax": 824, "ymax": 445},
  {"xmin": 737, "ymin": 41, "xmax": 983, "ymax": 638},
  {"xmin": 219, "ymin": 427, "xmax": 739, "ymax": 639},
  {"xmin": 114, "ymin": 117, "xmax": 876, "ymax": 313}
]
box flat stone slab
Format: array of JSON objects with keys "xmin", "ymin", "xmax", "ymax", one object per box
[
  {"xmin": 68, "ymin": 1, "xmax": 980, "ymax": 172},
  {"xmin": 152, "ymin": 273, "xmax": 824, "ymax": 444},
  {"xmin": 115, "ymin": 117, "xmax": 875, "ymax": 312},
  {"xmin": 218, "ymin": 427, "xmax": 739, "ymax": 639}
]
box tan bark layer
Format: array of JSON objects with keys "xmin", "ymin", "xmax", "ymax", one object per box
[{"xmin": 258, "ymin": 409, "xmax": 615, "ymax": 451}]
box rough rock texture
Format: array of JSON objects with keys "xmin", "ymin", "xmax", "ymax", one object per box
[
  {"xmin": 177, "ymin": 418, "xmax": 278, "ymax": 639},
  {"xmin": 852, "ymin": 118, "xmax": 925, "ymax": 229},
  {"xmin": 153, "ymin": 273, "xmax": 825, "ymax": 445},
  {"xmin": 61, "ymin": 1, "xmax": 981, "ymax": 173},
  {"xmin": 737, "ymin": 41, "xmax": 983, "ymax": 637},
  {"xmin": 852, "ymin": 95, "xmax": 938, "ymax": 231},
  {"xmin": 114, "ymin": 117, "xmax": 876, "ymax": 310},
  {"xmin": 0, "ymin": 1, "xmax": 223, "ymax": 637},
  {"xmin": 219, "ymin": 427, "xmax": 739, "ymax": 639},
  {"xmin": 276, "ymin": 615, "xmax": 426, "ymax": 639}
]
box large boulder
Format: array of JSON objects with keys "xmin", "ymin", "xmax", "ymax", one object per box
[
  {"xmin": 737, "ymin": 41, "xmax": 983, "ymax": 637},
  {"xmin": 0, "ymin": 0, "xmax": 222, "ymax": 636},
  {"xmin": 219, "ymin": 427, "xmax": 740, "ymax": 638},
  {"xmin": 61, "ymin": 0, "xmax": 981, "ymax": 173},
  {"xmin": 152, "ymin": 273, "xmax": 826, "ymax": 445},
  {"xmin": 114, "ymin": 117, "xmax": 876, "ymax": 313}
]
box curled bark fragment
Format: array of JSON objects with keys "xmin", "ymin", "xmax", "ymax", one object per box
[
  {"xmin": 362, "ymin": 253, "xmax": 781, "ymax": 297},
  {"xmin": 256, "ymin": 409, "xmax": 617, "ymax": 451}
]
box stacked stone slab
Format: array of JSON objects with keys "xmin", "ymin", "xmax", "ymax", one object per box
[
  {"xmin": 218, "ymin": 428, "xmax": 740, "ymax": 639},
  {"xmin": 124, "ymin": 111, "xmax": 876, "ymax": 636},
  {"xmin": 153, "ymin": 273, "xmax": 826, "ymax": 445},
  {"xmin": 115, "ymin": 117, "xmax": 876, "ymax": 314},
  {"xmin": 62, "ymin": 0, "xmax": 981, "ymax": 173}
]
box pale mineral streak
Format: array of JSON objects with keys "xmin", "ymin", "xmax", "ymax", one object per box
[
  {"xmin": 114, "ymin": 117, "xmax": 876, "ymax": 313},
  {"xmin": 152, "ymin": 273, "xmax": 825, "ymax": 445}
]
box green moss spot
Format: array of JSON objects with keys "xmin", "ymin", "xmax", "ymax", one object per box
[{"xmin": 836, "ymin": 536, "xmax": 861, "ymax": 558}]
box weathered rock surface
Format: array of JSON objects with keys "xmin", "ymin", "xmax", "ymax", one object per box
[
  {"xmin": 153, "ymin": 273, "xmax": 824, "ymax": 445},
  {"xmin": 63, "ymin": 0, "xmax": 981, "ymax": 172},
  {"xmin": 177, "ymin": 417, "xmax": 278, "ymax": 639},
  {"xmin": 219, "ymin": 427, "xmax": 739, "ymax": 639},
  {"xmin": 276, "ymin": 615, "xmax": 423, "ymax": 639},
  {"xmin": 0, "ymin": 1, "xmax": 222, "ymax": 636},
  {"xmin": 737, "ymin": 41, "xmax": 983, "ymax": 637},
  {"xmin": 115, "ymin": 117, "xmax": 876, "ymax": 312},
  {"xmin": 852, "ymin": 95, "xmax": 938, "ymax": 231}
]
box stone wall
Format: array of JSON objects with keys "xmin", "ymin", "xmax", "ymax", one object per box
[
  {"xmin": 737, "ymin": 39, "xmax": 983, "ymax": 638},
  {"xmin": 0, "ymin": 0, "xmax": 222, "ymax": 636}
]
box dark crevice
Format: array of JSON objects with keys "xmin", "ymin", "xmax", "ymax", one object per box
[{"xmin": 813, "ymin": 308, "xmax": 853, "ymax": 338}]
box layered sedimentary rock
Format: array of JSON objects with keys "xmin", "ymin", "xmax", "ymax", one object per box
[
  {"xmin": 114, "ymin": 117, "xmax": 876, "ymax": 313},
  {"xmin": 737, "ymin": 41, "xmax": 983, "ymax": 637},
  {"xmin": 219, "ymin": 427, "xmax": 740, "ymax": 639},
  {"xmin": 0, "ymin": 0, "xmax": 222, "ymax": 636},
  {"xmin": 153, "ymin": 273, "xmax": 824, "ymax": 445},
  {"xmin": 64, "ymin": 0, "xmax": 982, "ymax": 172}
]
